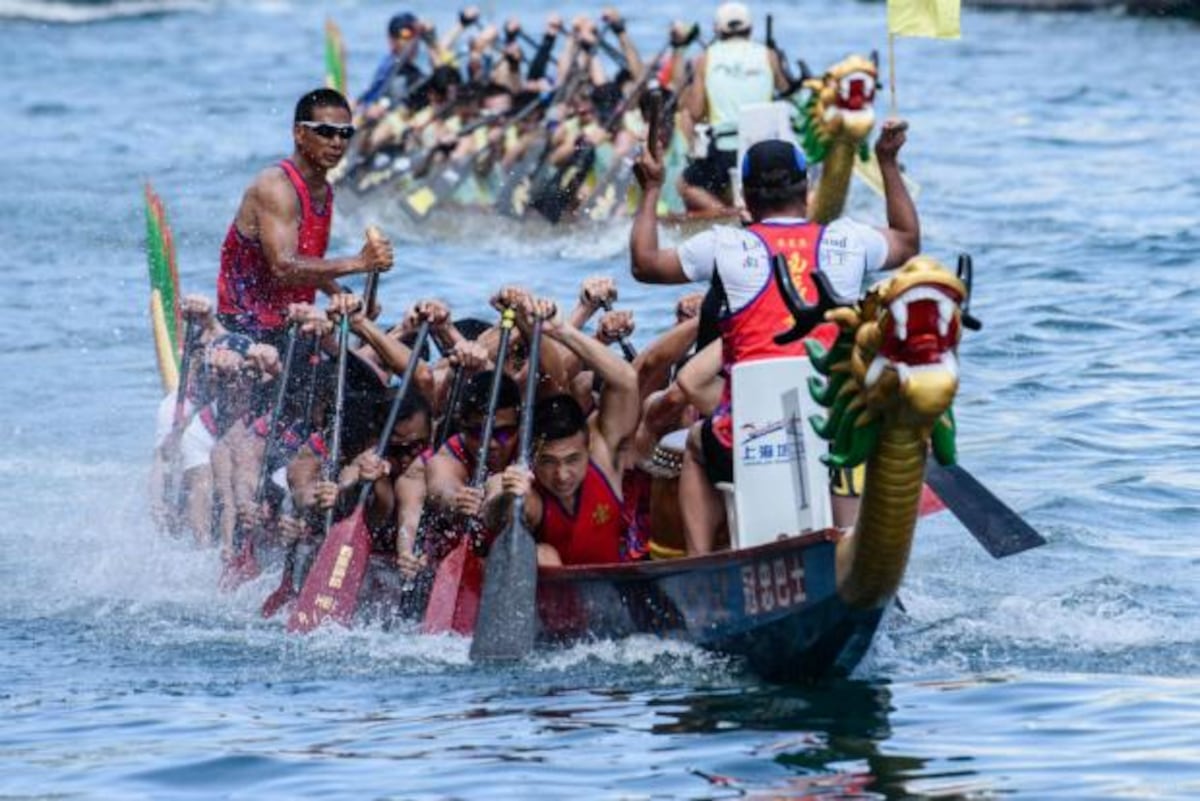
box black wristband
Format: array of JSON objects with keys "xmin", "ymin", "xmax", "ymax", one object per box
[{"xmin": 608, "ymin": 19, "xmax": 625, "ymax": 35}]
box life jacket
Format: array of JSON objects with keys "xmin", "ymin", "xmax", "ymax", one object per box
[
  {"xmin": 716, "ymin": 221, "xmax": 839, "ymax": 375},
  {"xmin": 704, "ymin": 38, "xmax": 773, "ymax": 149},
  {"xmin": 216, "ymin": 159, "xmax": 332, "ymax": 332},
  {"xmin": 535, "ymin": 461, "xmax": 625, "ymax": 566}
]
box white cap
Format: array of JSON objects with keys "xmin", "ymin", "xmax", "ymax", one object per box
[{"xmin": 715, "ymin": 1, "xmax": 751, "ymax": 35}]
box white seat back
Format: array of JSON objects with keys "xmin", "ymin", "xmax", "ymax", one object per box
[{"xmin": 730, "ymin": 357, "xmax": 832, "ymax": 549}]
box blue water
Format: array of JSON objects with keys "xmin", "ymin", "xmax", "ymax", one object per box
[{"xmin": 2, "ymin": 1, "xmax": 1199, "ymax": 797}]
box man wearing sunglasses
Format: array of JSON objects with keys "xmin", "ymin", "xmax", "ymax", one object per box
[
  {"xmin": 486, "ymin": 302, "xmax": 641, "ymax": 566},
  {"xmin": 423, "ymin": 369, "xmax": 523, "ymax": 560},
  {"xmin": 216, "ymin": 88, "xmax": 394, "ymax": 351}
]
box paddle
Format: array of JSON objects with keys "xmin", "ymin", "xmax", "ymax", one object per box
[
  {"xmin": 273, "ymin": 312, "xmax": 351, "ymax": 626},
  {"xmin": 766, "ymin": 14, "xmax": 809, "ymax": 99},
  {"xmin": 469, "ymin": 312, "xmax": 542, "ymax": 661},
  {"xmin": 289, "ymin": 318, "xmax": 433, "ymax": 632},
  {"xmin": 261, "ymin": 331, "xmax": 325, "ymax": 618},
  {"xmin": 598, "ymin": 298, "xmax": 637, "ymax": 361},
  {"xmin": 532, "ymin": 39, "xmax": 673, "ymax": 224},
  {"xmin": 165, "ymin": 316, "xmax": 200, "ymax": 534},
  {"xmin": 770, "ymin": 252, "xmax": 1045, "ymax": 559},
  {"xmin": 494, "ymin": 61, "xmax": 590, "ymax": 219},
  {"xmin": 219, "ymin": 322, "xmax": 300, "ymax": 591},
  {"xmin": 422, "ymin": 309, "xmax": 516, "ymax": 635},
  {"xmin": 923, "ymin": 461, "xmax": 1046, "ymax": 558},
  {"xmin": 581, "ymin": 86, "xmax": 665, "ymax": 224},
  {"xmin": 399, "ymin": 97, "xmax": 546, "ymax": 222},
  {"xmin": 435, "ymin": 363, "xmax": 468, "ymax": 451}
]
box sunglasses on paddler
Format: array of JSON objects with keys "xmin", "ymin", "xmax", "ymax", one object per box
[
  {"xmin": 464, "ymin": 423, "xmax": 518, "ymax": 446},
  {"xmin": 298, "ymin": 121, "xmax": 356, "ymax": 140}
]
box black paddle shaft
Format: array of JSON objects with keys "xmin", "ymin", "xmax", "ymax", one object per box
[
  {"xmin": 353, "ymin": 320, "xmax": 432, "ymax": 508},
  {"xmin": 472, "ymin": 312, "xmax": 515, "ymax": 489},
  {"xmin": 436, "ymin": 364, "xmax": 468, "ymax": 450},
  {"xmin": 252, "ymin": 323, "xmax": 299, "ymax": 504},
  {"xmin": 469, "ymin": 316, "xmax": 543, "ymax": 662},
  {"xmin": 323, "ymin": 313, "xmax": 353, "ymax": 537},
  {"xmin": 511, "ymin": 317, "xmax": 543, "ymax": 505},
  {"xmin": 598, "ymin": 299, "xmax": 637, "ymax": 361}
]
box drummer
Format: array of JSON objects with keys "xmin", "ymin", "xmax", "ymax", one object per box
[
  {"xmin": 485, "ymin": 298, "xmax": 640, "ymax": 566},
  {"xmin": 628, "ymin": 126, "xmax": 920, "ymax": 553}
]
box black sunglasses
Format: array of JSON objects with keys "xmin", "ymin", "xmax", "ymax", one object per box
[
  {"xmin": 465, "ymin": 423, "xmax": 518, "ymax": 446},
  {"xmin": 298, "ymin": 121, "xmax": 356, "ymax": 140}
]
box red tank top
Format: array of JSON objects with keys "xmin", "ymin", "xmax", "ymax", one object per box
[
  {"xmin": 536, "ymin": 461, "xmax": 625, "ymax": 565},
  {"xmin": 715, "ymin": 221, "xmax": 840, "ymax": 405},
  {"xmin": 217, "ymin": 159, "xmax": 333, "ymax": 331},
  {"xmin": 717, "ymin": 221, "xmax": 839, "ymax": 366}
]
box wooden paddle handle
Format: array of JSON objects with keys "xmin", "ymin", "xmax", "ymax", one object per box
[{"xmin": 646, "ymin": 89, "xmax": 664, "ymax": 162}]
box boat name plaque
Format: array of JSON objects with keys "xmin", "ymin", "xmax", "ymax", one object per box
[{"xmin": 742, "ymin": 555, "xmax": 806, "ymax": 615}]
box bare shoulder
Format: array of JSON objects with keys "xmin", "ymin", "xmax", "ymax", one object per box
[{"xmin": 247, "ymin": 164, "xmax": 296, "ymax": 210}]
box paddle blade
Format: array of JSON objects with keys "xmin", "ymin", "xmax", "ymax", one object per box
[
  {"xmin": 260, "ymin": 573, "xmax": 293, "ymax": 619},
  {"xmin": 924, "ymin": 462, "xmax": 1047, "ymax": 558},
  {"xmin": 218, "ymin": 537, "xmax": 261, "ymax": 593},
  {"xmin": 918, "ymin": 483, "xmax": 947, "ymax": 517},
  {"xmin": 421, "ymin": 538, "xmax": 484, "ymax": 635},
  {"xmin": 286, "ymin": 508, "xmax": 373, "ymax": 633},
  {"xmin": 469, "ymin": 522, "xmax": 538, "ymax": 662}
]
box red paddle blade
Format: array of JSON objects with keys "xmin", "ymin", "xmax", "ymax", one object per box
[
  {"xmin": 919, "ymin": 483, "xmax": 948, "ymax": 517},
  {"xmin": 421, "ymin": 539, "xmax": 484, "ymax": 636},
  {"xmin": 286, "ymin": 508, "xmax": 372, "ymax": 633},
  {"xmin": 260, "ymin": 572, "xmax": 293, "ymax": 619},
  {"xmin": 218, "ymin": 537, "xmax": 261, "ymax": 593}
]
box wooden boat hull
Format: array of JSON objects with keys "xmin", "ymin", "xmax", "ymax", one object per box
[{"xmin": 359, "ymin": 530, "xmax": 888, "ymax": 683}]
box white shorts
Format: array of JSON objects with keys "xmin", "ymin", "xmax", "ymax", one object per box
[
  {"xmin": 155, "ymin": 391, "xmax": 194, "ymax": 449},
  {"xmin": 181, "ymin": 413, "xmax": 217, "ymax": 472}
]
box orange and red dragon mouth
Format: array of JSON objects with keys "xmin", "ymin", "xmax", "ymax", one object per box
[
  {"xmin": 836, "ymin": 69, "xmax": 876, "ymax": 112},
  {"xmin": 860, "ymin": 265, "xmax": 965, "ymax": 420},
  {"xmin": 873, "ymin": 283, "xmax": 963, "ymax": 381}
]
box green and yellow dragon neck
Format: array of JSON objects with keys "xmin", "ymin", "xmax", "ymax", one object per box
[
  {"xmin": 798, "ymin": 55, "xmax": 878, "ymax": 224},
  {"xmin": 807, "ymin": 257, "xmax": 965, "ymax": 608}
]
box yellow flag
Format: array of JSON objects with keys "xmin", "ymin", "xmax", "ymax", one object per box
[{"xmin": 888, "ymin": 0, "xmax": 961, "ymax": 39}]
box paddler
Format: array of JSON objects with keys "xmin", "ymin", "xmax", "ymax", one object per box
[
  {"xmin": 484, "ymin": 298, "xmax": 641, "ymax": 566},
  {"xmin": 677, "ymin": 1, "xmax": 792, "ymax": 213},
  {"xmin": 630, "ymin": 125, "xmax": 920, "ymax": 553},
  {"xmin": 216, "ymin": 88, "xmax": 394, "ymax": 350}
]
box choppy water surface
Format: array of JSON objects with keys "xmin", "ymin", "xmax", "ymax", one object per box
[{"xmin": 2, "ymin": 1, "xmax": 1199, "ymax": 798}]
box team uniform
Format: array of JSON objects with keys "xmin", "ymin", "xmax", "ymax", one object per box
[
  {"xmin": 684, "ymin": 37, "xmax": 774, "ymax": 197},
  {"xmin": 534, "ymin": 462, "xmax": 627, "ymax": 566},
  {"xmin": 678, "ymin": 216, "xmax": 889, "ymax": 484},
  {"xmin": 216, "ymin": 159, "xmax": 333, "ymax": 345}
]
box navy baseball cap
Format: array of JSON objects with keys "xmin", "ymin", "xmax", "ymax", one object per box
[
  {"xmin": 388, "ymin": 12, "xmax": 419, "ymax": 37},
  {"xmin": 741, "ymin": 139, "xmax": 807, "ymax": 189},
  {"xmin": 209, "ymin": 332, "xmax": 253, "ymax": 357}
]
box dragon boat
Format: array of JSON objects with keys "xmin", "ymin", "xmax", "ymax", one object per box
[
  {"xmin": 338, "ymin": 255, "xmax": 967, "ymax": 683},
  {"xmin": 333, "ymin": 53, "xmax": 890, "ymax": 240},
  {"xmin": 145, "ymin": 154, "xmax": 1038, "ymax": 683}
]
